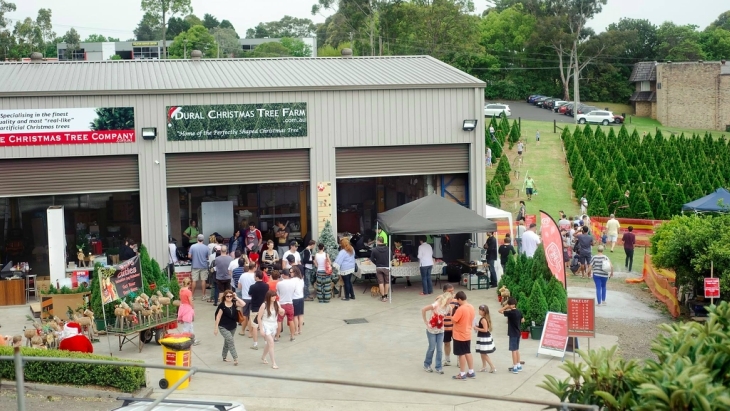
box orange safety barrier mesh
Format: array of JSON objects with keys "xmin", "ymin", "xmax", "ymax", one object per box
[
  {"xmin": 589, "ymin": 216, "xmax": 668, "ymax": 247},
  {"xmin": 642, "ymin": 254, "xmax": 680, "ymax": 318}
]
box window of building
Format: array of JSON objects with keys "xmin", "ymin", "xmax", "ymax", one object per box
[
  {"xmin": 640, "ymin": 81, "xmax": 651, "ymax": 92},
  {"xmin": 133, "ymin": 46, "xmax": 160, "ymax": 60},
  {"xmin": 241, "ymin": 44, "xmax": 256, "ymax": 50},
  {"xmin": 58, "ymin": 48, "xmax": 86, "ymax": 61}
]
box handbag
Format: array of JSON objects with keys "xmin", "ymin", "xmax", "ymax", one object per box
[
  {"xmin": 325, "ymin": 258, "xmax": 333, "ymax": 275},
  {"xmin": 601, "ymin": 257, "xmax": 612, "ymax": 272},
  {"xmin": 236, "ymin": 308, "xmax": 245, "ymax": 325}
]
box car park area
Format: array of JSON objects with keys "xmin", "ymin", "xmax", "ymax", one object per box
[{"xmin": 488, "ymin": 99, "xmax": 625, "ymax": 125}]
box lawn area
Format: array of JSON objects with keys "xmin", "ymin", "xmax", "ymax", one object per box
[{"xmin": 488, "ymin": 119, "xmax": 580, "ymax": 223}]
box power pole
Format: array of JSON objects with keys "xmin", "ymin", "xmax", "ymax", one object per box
[
  {"xmin": 369, "ymin": 0, "xmax": 375, "ymax": 56},
  {"xmin": 379, "ymin": 36, "xmax": 382, "ymax": 56},
  {"xmin": 573, "ymin": 40, "xmax": 579, "ymax": 125},
  {"xmin": 350, "ymin": 32, "xmax": 354, "ymax": 54}
]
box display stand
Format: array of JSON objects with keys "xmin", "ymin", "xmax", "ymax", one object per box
[
  {"xmin": 47, "ymin": 206, "xmax": 66, "ymax": 286},
  {"xmin": 536, "ymin": 312, "xmax": 569, "ymax": 360}
]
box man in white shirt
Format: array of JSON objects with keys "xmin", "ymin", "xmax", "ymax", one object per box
[
  {"xmin": 237, "ymin": 262, "xmax": 257, "ymax": 336},
  {"xmin": 282, "ymin": 241, "xmax": 301, "ymax": 272},
  {"xmin": 605, "ymin": 214, "xmax": 621, "ymax": 252},
  {"xmin": 276, "ymin": 270, "xmax": 298, "ymax": 341},
  {"xmin": 417, "ymin": 236, "xmax": 434, "ymax": 296},
  {"xmin": 168, "ymin": 236, "xmax": 178, "ymax": 278},
  {"xmin": 521, "ymin": 223, "xmax": 541, "ymax": 258}
]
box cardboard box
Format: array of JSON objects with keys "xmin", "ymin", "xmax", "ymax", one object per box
[
  {"xmin": 40, "ymin": 292, "xmax": 90, "ymax": 321},
  {"xmin": 36, "ymin": 280, "xmax": 51, "ymax": 294}
]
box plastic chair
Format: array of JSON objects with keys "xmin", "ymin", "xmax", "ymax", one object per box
[{"xmin": 25, "ymin": 274, "xmax": 38, "ymax": 302}]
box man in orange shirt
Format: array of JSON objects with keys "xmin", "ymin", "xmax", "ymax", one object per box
[{"xmin": 451, "ymin": 291, "xmax": 476, "ymax": 380}]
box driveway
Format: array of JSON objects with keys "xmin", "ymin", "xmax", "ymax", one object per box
[{"xmin": 485, "ymin": 101, "xmax": 618, "ymax": 125}]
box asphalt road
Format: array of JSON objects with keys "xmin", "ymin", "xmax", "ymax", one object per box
[{"xmin": 484, "ymin": 100, "xmax": 577, "ymax": 124}]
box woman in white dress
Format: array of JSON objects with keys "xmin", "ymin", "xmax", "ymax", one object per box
[{"xmin": 257, "ymin": 290, "xmax": 285, "ymax": 369}]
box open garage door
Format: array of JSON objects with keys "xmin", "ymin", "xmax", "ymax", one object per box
[
  {"xmin": 0, "ymin": 155, "xmax": 139, "ymax": 197},
  {"xmin": 335, "ymin": 144, "xmax": 469, "ymax": 178},
  {"xmin": 166, "ymin": 149, "xmax": 310, "ymax": 187}
]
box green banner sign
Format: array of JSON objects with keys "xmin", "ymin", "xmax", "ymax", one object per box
[{"xmin": 166, "ymin": 103, "xmax": 307, "ymax": 141}]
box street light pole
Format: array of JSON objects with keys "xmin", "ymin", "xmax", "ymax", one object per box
[{"xmin": 184, "ymin": 39, "xmax": 188, "ymax": 59}]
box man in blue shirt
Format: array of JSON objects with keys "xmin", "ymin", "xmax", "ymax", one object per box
[{"xmin": 188, "ymin": 234, "xmax": 210, "ymax": 302}]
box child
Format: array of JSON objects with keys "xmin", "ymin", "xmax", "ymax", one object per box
[
  {"xmin": 498, "ymin": 297, "xmax": 524, "ymax": 374},
  {"xmin": 601, "ymin": 230, "xmax": 608, "ymax": 245},
  {"xmin": 178, "ymin": 277, "xmax": 200, "ymax": 345},
  {"xmin": 474, "ymin": 305, "xmax": 496, "ymax": 373},
  {"xmin": 535, "ymin": 130, "xmax": 540, "ymax": 144}
]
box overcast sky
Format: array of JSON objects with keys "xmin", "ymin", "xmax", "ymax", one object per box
[{"xmin": 6, "ymin": 0, "xmax": 728, "ymax": 42}]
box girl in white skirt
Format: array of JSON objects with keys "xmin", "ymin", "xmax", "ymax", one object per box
[
  {"xmin": 475, "ymin": 304, "xmax": 496, "ymax": 373},
  {"xmin": 257, "ymin": 290, "xmax": 285, "ymax": 369}
]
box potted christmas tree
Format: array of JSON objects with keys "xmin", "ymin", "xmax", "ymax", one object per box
[
  {"xmin": 318, "ymin": 220, "xmax": 341, "ymax": 294},
  {"xmin": 516, "ymin": 291, "xmax": 530, "ymax": 339},
  {"xmin": 526, "ymin": 280, "xmax": 549, "ymax": 340}
]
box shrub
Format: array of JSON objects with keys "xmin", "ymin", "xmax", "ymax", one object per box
[
  {"xmin": 525, "ymin": 280, "xmax": 548, "ymax": 326},
  {"xmin": 0, "ymin": 347, "xmax": 146, "ymax": 392},
  {"xmin": 540, "ymin": 302, "xmax": 730, "ymax": 410}
]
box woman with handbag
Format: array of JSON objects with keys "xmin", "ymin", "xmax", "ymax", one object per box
[
  {"xmin": 313, "ymin": 243, "xmax": 333, "ymax": 303},
  {"xmin": 214, "ymin": 289, "xmax": 245, "ymax": 366},
  {"xmin": 588, "ymin": 245, "xmax": 613, "ymax": 306},
  {"xmin": 334, "ymin": 238, "xmax": 357, "ymax": 301}
]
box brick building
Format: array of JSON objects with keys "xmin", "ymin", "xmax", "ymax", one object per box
[
  {"xmin": 653, "ymin": 61, "xmax": 730, "ymax": 131},
  {"xmin": 628, "ymin": 61, "xmax": 657, "ymax": 119}
]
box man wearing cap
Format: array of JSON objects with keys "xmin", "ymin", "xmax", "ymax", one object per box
[
  {"xmin": 188, "ymin": 234, "xmax": 210, "ymax": 301},
  {"xmin": 521, "ymin": 223, "xmax": 541, "ymax": 258}
]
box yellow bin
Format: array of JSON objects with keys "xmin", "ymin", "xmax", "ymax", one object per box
[{"xmin": 158, "ymin": 335, "xmax": 194, "ymax": 390}]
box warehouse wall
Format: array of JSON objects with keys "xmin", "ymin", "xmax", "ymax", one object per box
[{"xmin": 0, "ymin": 86, "xmax": 484, "ymax": 265}]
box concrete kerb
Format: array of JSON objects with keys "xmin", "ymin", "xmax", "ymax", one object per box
[{"xmin": 0, "ymin": 380, "xmax": 153, "ymax": 400}]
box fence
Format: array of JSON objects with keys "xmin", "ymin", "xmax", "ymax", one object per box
[
  {"xmin": 642, "ymin": 254, "xmax": 680, "ymax": 318},
  {"xmin": 1, "ymin": 348, "xmax": 600, "ymax": 411}
]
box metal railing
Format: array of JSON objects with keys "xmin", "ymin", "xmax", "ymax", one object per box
[{"xmin": 2, "ymin": 347, "xmax": 599, "ymax": 411}]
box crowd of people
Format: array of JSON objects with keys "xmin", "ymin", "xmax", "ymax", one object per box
[{"xmin": 420, "ymin": 283, "xmax": 526, "ymax": 377}]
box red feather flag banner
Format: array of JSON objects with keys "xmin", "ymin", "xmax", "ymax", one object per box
[{"xmin": 540, "ymin": 210, "xmax": 566, "ymax": 288}]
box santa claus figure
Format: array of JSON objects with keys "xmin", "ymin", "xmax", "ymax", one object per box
[{"xmin": 58, "ymin": 322, "xmax": 94, "ymax": 353}]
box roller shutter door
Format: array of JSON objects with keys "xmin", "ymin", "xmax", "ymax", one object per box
[
  {"xmin": 0, "ymin": 155, "xmax": 139, "ymax": 197},
  {"xmin": 166, "ymin": 149, "xmax": 309, "ymax": 188},
  {"xmin": 336, "ymin": 144, "xmax": 469, "ymax": 178}
]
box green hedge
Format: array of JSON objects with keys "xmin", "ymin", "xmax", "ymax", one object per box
[{"xmin": 0, "ymin": 347, "xmax": 146, "ymax": 392}]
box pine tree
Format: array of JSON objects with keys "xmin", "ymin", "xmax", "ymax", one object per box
[
  {"xmin": 516, "ymin": 291, "xmax": 529, "ymax": 331},
  {"xmin": 526, "ymin": 281, "xmax": 549, "ymax": 326},
  {"xmin": 588, "ymin": 189, "xmax": 609, "ymax": 217},
  {"xmin": 319, "ymin": 220, "xmax": 340, "ymax": 268},
  {"xmin": 632, "ymin": 189, "xmax": 654, "ymax": 219}
]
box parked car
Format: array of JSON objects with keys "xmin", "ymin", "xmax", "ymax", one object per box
[
  {"xmin": 613, "ymin": 114, "xmax": 624, "ymax": 124},
  {"xmin": 559, "ymin": 103, "xmax": 573, "ymax": 115},
  {"xmin": 532, "ymin": 96, "xmax": 549, "ymax": 106},
  {"xmin": 576, "ymin": 110, "xmax": 615, "ymax": 125},
  {"xmin": 576, "ymin": 105, "xmax": 599, "ymax": 116},
  {"xmin": 527, "ymin": 95, "xmax": 544, "ymax": 104},
  {"xmin": 113, "ymin": 397, "xmax": 246, "ymax": 411},
  {"xmin": 542, "ymin": 98, "xmax": 558, "ymax": 110},
  {"xmin": 538, "ymin": 98, "xmax": 558, "ymax": 108},
  {"xmin": 552, "ymin": 101, "xmax": 568, "ymax": 112},
  {"xmin": 484, "ymin": 103, "xmax": 511, "ymax": 117}
]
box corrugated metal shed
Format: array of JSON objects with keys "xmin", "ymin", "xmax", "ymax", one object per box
[
  {"xmin": 0, "ymin": 56, "xmax": 485, "ymax": 97},
  {"xmin": 629, "ymin": 91, "xmax": 656, "ymax": 102},
  {"xmin": 628, "ymin": 61, "xmax": 657, "ymax": 82}
]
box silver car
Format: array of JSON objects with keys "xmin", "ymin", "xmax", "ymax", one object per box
[{"xmin": 483, "ymin": 103, "xmax": 511, "ymax": 117}]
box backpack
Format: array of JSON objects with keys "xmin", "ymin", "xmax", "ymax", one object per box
[{"xmin": 569, "ymin": 255, "xmax": 580, "ymax": 273}]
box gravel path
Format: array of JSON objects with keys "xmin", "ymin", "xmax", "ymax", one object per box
[{"xmin": 568, "ymin": 271, "xmax": 672, "ymax": 362}]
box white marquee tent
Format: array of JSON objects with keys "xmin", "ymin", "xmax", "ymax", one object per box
[{"xmin": 484, "ymin": 204, "xmax": 514, "ymax": 239}]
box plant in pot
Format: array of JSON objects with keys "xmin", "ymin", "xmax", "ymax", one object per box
[
  {"xmin": 516, "ymin": 291, "xmax": 530, "ymax": 339},
  {"xmin": 526, "ymin": 280, "xmax": 549, "ymax": 340}
]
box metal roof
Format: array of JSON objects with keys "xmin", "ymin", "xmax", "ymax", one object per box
[
  {"xmin": 628, "ymin": 61, "xmax": 657, "ymax": 82},
  {"xmin": 0, "ymin": 56, "xmax": 485, "ymax": 97}
]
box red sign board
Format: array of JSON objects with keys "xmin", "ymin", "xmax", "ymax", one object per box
[
  {"xmin": 540, "ymin": 211, "xmax": 566, "ymax": 287},
  {"xmin": 568, "ymin": 298, "xmax": 596, "ymax": 338},
  {"xmin": 537, "ymin": 312, "xmax": 569, "ymax": 358},
  {"xmin": 704, "ymin": 278, "xmax": 720, "ymax": 299},
  {"xmin": 525, "ymin": 214, "xmax": 537, "ymax": 227},
  {"xmin": 0, "ymin": 107, "xmax": 136, "ymax": 147}
]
